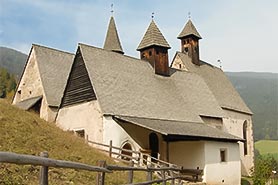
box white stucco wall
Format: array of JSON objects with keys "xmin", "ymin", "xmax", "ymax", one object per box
[
  {"xmin": 169, "ymin": 141, "xmax": 205, "ymax": 169},
  {"xmin": 103, "ymin": 116, "xmax": 140, "ymax": 151},
  {"xmin": 56, "ymin": 101, "xmax": 103, "ymax": 143},
  {"xmin": 204, "ymin": 141, "xmax": 241, "ymax": 185},
  {"xmin": 222, "ymin": 109, "xmax": 254, "ymax": 176}
]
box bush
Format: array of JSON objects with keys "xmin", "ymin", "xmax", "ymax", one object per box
[{"xmin": 252, "ymin": 155, "xmax": 278, "ymax": 185}]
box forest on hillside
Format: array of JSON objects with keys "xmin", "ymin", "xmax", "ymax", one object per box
[{"xmin": 0, "ymin": 68, "xmax": 17, "ymax": 98}]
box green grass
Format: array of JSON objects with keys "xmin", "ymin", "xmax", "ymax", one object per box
[
  {"xmin": 0, "ymin": 99, "xmax": 145, "ymax": 184},
  {"xmin": 255, "ymin": 140, "xmax": 278, "ymax": 160}
]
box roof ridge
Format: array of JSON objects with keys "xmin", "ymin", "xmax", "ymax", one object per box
[
  {"xmin": 79, "ymin": 42, "xmax": 150, "ymax": 64},
  {"xmin": 32, "ymin": 43, "xmax": 74, "ymax": 56}
]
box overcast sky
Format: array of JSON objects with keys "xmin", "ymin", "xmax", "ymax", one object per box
[{"xmin": 0, "ymin": 0, "xmax": 277, "ymax": 72}]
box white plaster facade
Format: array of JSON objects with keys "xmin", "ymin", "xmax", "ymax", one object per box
[
  {"xmin": 222, "ymin": 109, "xmax": 254, "ymax": 176},
  {"xmin": 57, "ymin": 101, "xmax": 103, "ymax": 144},
  {"xmin": 204, "ymin": 141, "xmax": 241, "ymax": 185}
]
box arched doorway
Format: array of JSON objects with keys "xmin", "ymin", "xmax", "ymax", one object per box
[
  {"xmin": 121, "ymin": 142, "xmax": 132, "ymax": 161},
  {"xmin": 149, "ymin": 132, "xmax": 159, "ymax": 162}
]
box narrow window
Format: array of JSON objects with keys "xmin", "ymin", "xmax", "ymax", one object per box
[
  {"xmin": 149, "ymin": 51, "xmax": 152, "ymax": 56},
  {"xmin": 179, "ymin": 64, "xmax": 182, "ymax": 69},
  {"xmin": 243, "ymin": 121, "xmax": 248, "ymax": 155},
  {"xmin": 220, "ymin": 149, "xmax": 227, "ymax": 162}
]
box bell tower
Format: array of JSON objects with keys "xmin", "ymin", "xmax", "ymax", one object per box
[
  {"xmin": 177, "ymin": 19, "xmax": 202, "ymax": 66},
  {"xmin": 137, "ymin": 19, "xmax": 171, "ymax": 76}
]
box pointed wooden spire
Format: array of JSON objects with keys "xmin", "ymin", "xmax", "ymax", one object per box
[
  {"xmin": 103, "ymin": 16, "xmax": 124, "ymax": 54},
  {"xmin": 178, "ymin": 19, "xmax": 202, "ymax": 39},
  {"xmin": 137, "ymin": 19, "xmax": 170, "ymax": 51}
]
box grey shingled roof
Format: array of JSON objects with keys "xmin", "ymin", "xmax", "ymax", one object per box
[
  {"xmin": 103, "ymin": 16, "xmax": 124, "ymax": 54},
  {"xmin": 137, "ymin": 20, "xmax": 171, "ymax": 50},
  {"xmin": 176, "ymin": 52, "xmax": 252, "ymax": 114},
  {"xmin": 15, "ymin": 96, "xmax": 42, "ymax": 110},
  {"xmin": 178, "ymin": 19, "xmax": 202, "ymax": 39},
  {"xmin": 114, "ymin": 115, "xmax": 243, "ymax": 142},
  {"xmin": 79, "ymin": 43, "xmax": 224, "ymax": 123},
  {"xmin": 33, "ymin": 44, "xmax": 74, "ymax": 106}
]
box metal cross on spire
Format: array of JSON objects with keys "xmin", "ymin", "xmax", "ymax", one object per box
[
  {"xmin": 151, "ymin": 12, "xmax": 155, "ymax": 19},
  {"xmin": 111, "ymin": 4, "xmax": 114, "ymax": 15},
  {"xmin": 188, "ymin": 12, "xmax": 191, "ymax": 20}
]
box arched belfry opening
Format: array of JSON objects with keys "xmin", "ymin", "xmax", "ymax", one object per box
[
  {"xmin": 149, "ymin": 132, "xmax": 159, "ymax": 161},
  {"xmin": 243, "ymin": 121, "xmax": 248, "ymax": 155}
]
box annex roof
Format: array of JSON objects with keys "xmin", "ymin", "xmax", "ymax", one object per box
[
  {"xmin": 14, "ymin": 96, "xmax": 42, "ymax": 110},
  {"xmin": 33, "ymin": 44, "xmax": 74, "ymax": 107},
  {"xmin": 178, "ymin": 19, "xmax": 202, "ymax": 39},
  {"xmin": 137, "ymin": 20, "xmax": 171, "ymax": 50},
  {"xmin": 103, "ymin": 16, "xmax": 124, "ymax": 54},
  {"xmin": 78, "ymin": 43, "xmax": 224, "ymax": 123},
  {"xmin": 175, "ymin": 52, "xmax": 252, "ymax": 114},
  {"xmin": 114, "ymin": 115, "xmax": 243, "ymax": 142}
]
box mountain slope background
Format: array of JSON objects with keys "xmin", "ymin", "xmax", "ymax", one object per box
[
  {"xmin": 0, "ymin": 46, "xmax": 277, "ymax": 141},
  {"xmin": 0, "ymin": 47, "xmax": 28, "ymax": 79}
]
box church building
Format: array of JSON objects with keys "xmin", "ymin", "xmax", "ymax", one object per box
[{"xmin": 13, "ymin": 15, "xmax": 254, "ymax": 185}]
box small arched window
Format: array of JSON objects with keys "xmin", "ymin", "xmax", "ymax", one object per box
[{"xmin": 243, "ymin": 121, "xmax": 248, "ymax": 155}]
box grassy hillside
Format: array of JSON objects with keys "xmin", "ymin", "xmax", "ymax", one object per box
[
  {"xmin": 226, "ymin": 72, "xmax": 278, "ymax": 141},
  {"xmin": 255, "ymin": 140, "xmax": 278, "ymax": 161},
  {"xmin": 0, "ymin": 99, "xmax": 144, "ymax": 184},
  {"xmin": 0, "ymin": 47, "xmax": 27, "ymax": 79}
]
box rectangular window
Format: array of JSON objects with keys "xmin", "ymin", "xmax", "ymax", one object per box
[{"xmin": 220, "ymin": 149, "xmax": 227, "ymax": 162}]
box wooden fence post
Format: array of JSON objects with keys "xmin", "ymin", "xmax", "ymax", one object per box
[
  {"xmin": 170, "ymin": 164, "xmax": 175, "ymax": 185},
  {"xmin": 146, "ymin": 164, "xmax": 152, "ymax": 181},
  {"xmin": 161, "ymin": 169, "xmax": 166, "ymax": 185},
  {"xmin": 127, "ymin": 160, "xmax": 134, "ymax": 183},
  {"xmin": 96, "ymin": 160, "xmax": 106, "ymax": 185},
  {"xmin": 109, "ymin": 140, "xmax": 112, "ymax": 158},
  {"xmin": 39, "ymin": 151, "xmax": 49, "ymax": 185}
]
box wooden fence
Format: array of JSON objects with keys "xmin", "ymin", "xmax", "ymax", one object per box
[{"xmin": 0, "ymin": 151, "xmax": 202, "ymax": 185}]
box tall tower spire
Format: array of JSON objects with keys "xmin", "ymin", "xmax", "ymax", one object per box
[
  {"xmin": 137, "ymin": 19, "xmax": 171, "ymax": 76},
  {"xmin": 103, "ymin": 15, "xmax": 124, "ymax": 54},
  {"xmin": 178, "ymin": 19, "xmax": 202, "ymax": 65}
]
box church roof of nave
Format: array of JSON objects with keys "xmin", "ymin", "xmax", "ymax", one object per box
[
  {"xmin": 177, "ymin": 19, "xmax": 202, "ymax": 39},
  {"xmin": 174, "ymin": 52, "xmax": 252, "ymax": 114},
  {"xmin": 78, "ymin": 43, "xmax": 224, "ymax": 123},
  {"xmin": 137, "ymin": 20, "xmax": 171, "ymax": 50},
  {"xmin": 114, "ymin": 115, "xmax": 244, "ymax": 142},
  {"xmin": 32, "ymin": 44, "xmax": 74, "ymax": 106},
  {"xmin": 103, "ymin": 16, "xmax": 124, "ymax": 54}
]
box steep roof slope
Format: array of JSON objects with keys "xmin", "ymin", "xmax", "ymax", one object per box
[
  {"xmin": 176, "ymin": 52, "xmax": 252, "ymax": 114},
  {"xmin": 79, "ymin": 44, "xmax": 224, "ymax": 123},
  {"xmin": 103, "ymin": 16, "xmax": 124, "ymax": 54},
  {"xmin": 137, "ymin": 20, "xmax": 170, "ymax": 50},
  {"xmin": 33, "ymin": 45, "xmax": 74, "ymax": 106}
]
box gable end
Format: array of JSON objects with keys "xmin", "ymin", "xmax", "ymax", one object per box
[{"xmin": 61, "ymin": 48, "xmax": 96, "ymax": 107}]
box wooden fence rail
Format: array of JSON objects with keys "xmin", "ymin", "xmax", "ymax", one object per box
[{"xmin": 1, "ymin": 151, "xmax": 201, "ymax": 185}]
